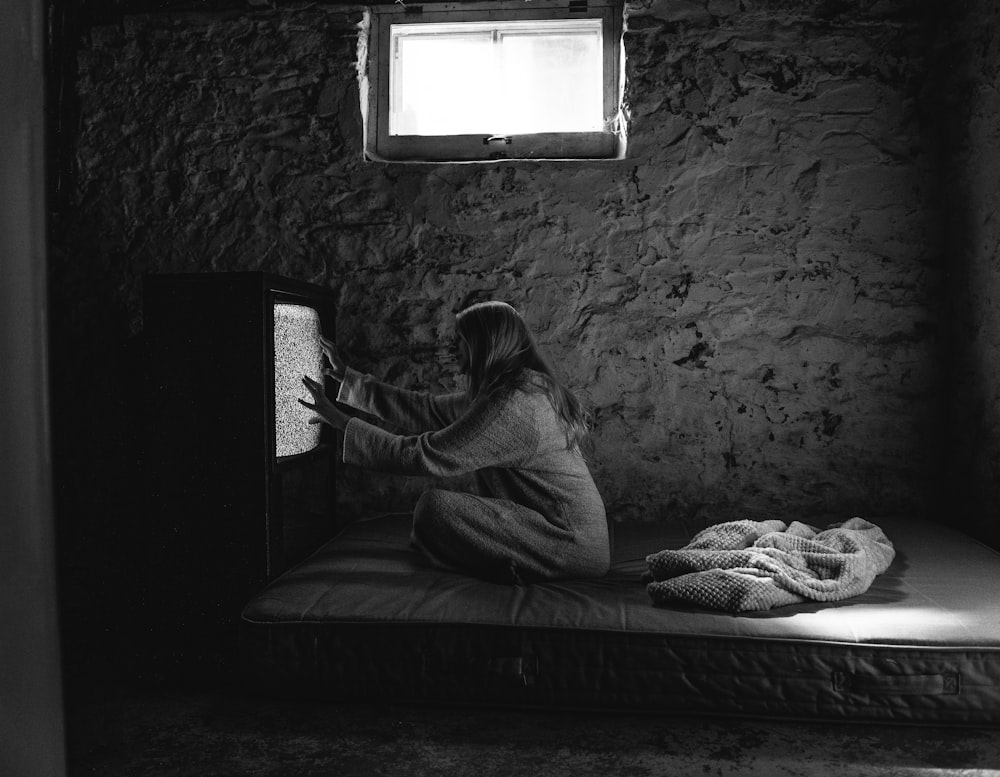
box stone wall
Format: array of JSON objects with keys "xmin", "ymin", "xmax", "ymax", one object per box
[{"xmin": 51, "ymin": 0, "xmax": 944, "ymax": 566}]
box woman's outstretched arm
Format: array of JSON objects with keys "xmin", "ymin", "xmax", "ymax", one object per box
[
  {"xmin": 341, "ymin": 384, "xmax": 539, "ymax": 478},
  {"xmin": 337, "ymin": 368, "xmax": 468, "ymax": 433},
  {"xmin": 321, "ymin": 334, "xmax": 468, "ymax": 433}
]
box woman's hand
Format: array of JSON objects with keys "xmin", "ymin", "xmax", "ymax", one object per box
[
  {"xmin": 299, "ymin": 375, "xmax": 350, "ymax": 431},
  {"xmin": 320, "ymin": 334, "xmax": 347, "ymax": 383}
]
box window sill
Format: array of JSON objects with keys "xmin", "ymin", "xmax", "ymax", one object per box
[{"xmin": 369, "ymin": 130, "xmax": 624, "ymax": 163}]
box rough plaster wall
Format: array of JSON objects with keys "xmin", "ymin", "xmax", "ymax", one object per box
[
  {"xmin": 54, "ymin": 0, "xmax": 943, "ymax": 541},
  {"xmin": 941, "ymin": 0, "xmax": 1000, "ymax": 547}
]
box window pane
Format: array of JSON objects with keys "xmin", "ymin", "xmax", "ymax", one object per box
[
  {"xmin": 498, "ymin": 31, "xmax": 604, "ymax": 133},
  {"xmin": 389, "ymin": 20, "xmax": 603, "ymax": 137},
  {"xmin": 392, "ymin": 32, "xmax": 495, "ymax": 135}
]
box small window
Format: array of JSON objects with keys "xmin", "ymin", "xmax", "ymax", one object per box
[{"xmin": 365, "ymin": 0, "xmax": 624, "ymax": 162}]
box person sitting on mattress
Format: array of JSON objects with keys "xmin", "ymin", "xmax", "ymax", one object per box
[{"xmin": 299, "ymin": 299, "xmax": 610, "ymax": 584}]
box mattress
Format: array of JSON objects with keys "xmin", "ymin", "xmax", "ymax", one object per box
[{"xmin": 239, "ymin": 513, "xmax": 1000, "ymax": 725}]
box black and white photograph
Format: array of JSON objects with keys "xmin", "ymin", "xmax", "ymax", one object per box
[{"xmin": 3, "ymin": 0, "xmax": 1000, "ymax": 774}]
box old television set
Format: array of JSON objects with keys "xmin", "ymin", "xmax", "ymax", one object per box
[{"xmin": 142, "ymin": 272, "xmax": 338, "ymax": 659}]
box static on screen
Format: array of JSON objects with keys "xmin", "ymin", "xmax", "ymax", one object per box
[{"xmin": 273, "ymin": 303, "xmax": 323, "ymax": 457}]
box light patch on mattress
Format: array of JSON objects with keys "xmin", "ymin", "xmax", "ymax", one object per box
[
  {"xmin": 847, "ymin": 606, "xmax": 983, "ymax": 644},
  {"xmin": 892, "ymin": 768, "xmax": 1000, "ymax": 776}
]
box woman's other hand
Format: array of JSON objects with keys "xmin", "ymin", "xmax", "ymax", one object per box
[
  {"xmin": 320, "ymin": 334, "xmax": 347, "ymax": 383},
  {"xmin": 299, "ymin": 375, "xmax": 350, "ymax": 431}
]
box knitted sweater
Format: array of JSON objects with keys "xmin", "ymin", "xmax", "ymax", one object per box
[{"xmin": 336, "ymin": 367, "xmax": 610, "ymax": 577}]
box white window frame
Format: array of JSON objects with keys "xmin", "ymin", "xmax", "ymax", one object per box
[{"xmin": 364, "ymin": 0, "xmax": 625, "ymax": 162}]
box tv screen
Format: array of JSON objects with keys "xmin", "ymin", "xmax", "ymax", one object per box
[{"xmin": 273, "ymin": 302, "xmax": 324, "ymax": 458}]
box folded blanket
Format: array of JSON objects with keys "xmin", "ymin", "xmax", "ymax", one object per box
[{"xmin": 643, "ymin": 517, "xmax": 895, "ymax": 612}]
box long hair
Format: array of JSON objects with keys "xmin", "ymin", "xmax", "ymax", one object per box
[{"xmin": 455, "ymin": 301, "xmax": 591, "ymax": 451}]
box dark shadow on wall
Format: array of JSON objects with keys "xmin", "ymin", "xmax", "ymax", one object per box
[
  {"xmin": 931, "ymin": 0, "xmax": 1000, "ymax": 551},
  {"xmin": 46, "ymin": 245, "xmax": 153, "ymax": 688}
]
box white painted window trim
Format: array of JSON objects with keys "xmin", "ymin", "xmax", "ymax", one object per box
[{"xmin": 363, "ymin": 0, "xmax": 625, "ymax": 163}]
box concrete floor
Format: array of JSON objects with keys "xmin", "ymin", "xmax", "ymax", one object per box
[{"xmin": 65, "ymin": 689, "xmax": 1000, "ymax": 777}]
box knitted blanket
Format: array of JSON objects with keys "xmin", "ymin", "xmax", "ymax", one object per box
[{"xmin": 643, "ymin": 517, "xmax": 895, "ymax": 612}]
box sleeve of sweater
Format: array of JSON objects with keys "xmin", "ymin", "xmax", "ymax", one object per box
[
  {"xmin": 336, "ymin": 366, "xmax": 469, "ymax": 433},
  {"xmin": 342, "ymin": 386, "xmax": 540, "ymax": 477}
]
